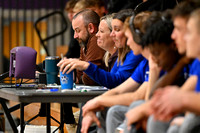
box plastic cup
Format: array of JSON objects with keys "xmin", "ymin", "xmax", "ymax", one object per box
[{"xmin": 60, "ymin": 71, "xmax": 73, "ymax": 89}]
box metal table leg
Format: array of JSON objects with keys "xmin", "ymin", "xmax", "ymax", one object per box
[
  {"xmin": 46, "ymin": 103, "xmax": 51, "ymax": 133},
  {"xmin": 76, "ymin": 103, "xmax": 84, "ymax": 133},
  {"xmin": 0, "ymin": 98, "xmax": 18, "ymax": 133},
  {"xmin": 20, "ymin": 103, "xmax": 25, "ymax": 133},
  {"xmin": 60, "ymin": 103, "xmax": 64, "ymax": 133}
]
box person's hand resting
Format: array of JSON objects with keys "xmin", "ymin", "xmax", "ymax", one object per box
[
  {"xmin": 82, "ymin": 96, "xmax": 105, "ymax": 116},
  {"xmin": 81, "ymin": 111, "xmax": 101, "ymax": 133},
  {"xmin": 125, "ymin": 102, "xmax": 151, "ymax": 131},
  {"xmin": 151, "ymin": 86, "xmax": 184, "ymax": 121}
]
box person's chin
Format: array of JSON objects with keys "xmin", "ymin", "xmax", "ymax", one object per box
[
  {"xmin": 79, "ymin": 42, "xmax": 85, "ymax": 47},
  {"xmin": 115, "ymin": 43, "xmax": 121, "ymax": 48},
  {"xmin": 97, "ymin": 41, "xmax": 102, "ymax": 45}
]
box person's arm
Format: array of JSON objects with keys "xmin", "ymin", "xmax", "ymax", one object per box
[
  {"xmin": 82, "ymin": 59, "xmax": 149, "ymax": 115},
  {"xmin": 145, "ymin": 55, "xmax": 161, "ymax": 100},
  {"xmin": 82, "ymin": 84, "xmax": 148, "ymax": 131},
  {"xmin": 94, "ymin": 59, "xmax": 149, "ymax": 106},
  {"xmin": 58, "ymin": 51, "xmax": 143, "ymax": 88},
  {"xmin": 97, "ymin": 82, "xmax": 148, "ymax": 107},
  {"xmin": 151, "ymin": 86, "xmax": 200, "ymax": 121},
  {"xmin": 102, "ymin": 77, "xmax": 140, "ymax": 96},
  {"xmin": 125, "ymin": 101, "xmax": 151, "ymax": 129},
  {"xmin": 57, "ymin": 58, "xmax": 89, "ymax": 74},
  {"xmin": 82, "ymin": 77, "xmax": 140, "ymax": 116},
  {"xmin": 180, "ymin": 92, "xmax": 200, "ymax": 114},
  {"xmin": 84, "ymin": 51, "xmax": 143, "ymax": 88},
  {"xmin": 180, "ymin": 75, "xmax": 197, "ymax": 91},
  {"xmin": 81, "ymin": 111, "xmax": 101, "ymax": 133},
  {"xmin": 149, "ymin": 56, "xmax": 192, "ymax": 98},
  {"xmin": 180, "ymin": 58, "xmax": 200, "ymax": 91}
]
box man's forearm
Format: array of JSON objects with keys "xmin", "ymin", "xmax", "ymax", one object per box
[
  {"xmin": 149, "ymin": 57, "xmax": 193, "ymax": 98},
  {"xmin": 182, "ymin": 92, "xmax": 200, "ymax": 114},
  {"xmin": 99, "ymin": 84, "xmax": 147, "ymax": 107},
  {"xmin": 102, "ymin": 78, "xmax": 140, "ymax": 96},
  {"xmin": 101, "ymin": 88, "xmax": 119, "ymax": 96},
  {"xmin": 98, "ymin": 93, "xmax": 137, "ymax": 107}
]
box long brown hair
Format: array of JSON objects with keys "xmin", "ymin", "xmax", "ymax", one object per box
[{"xmin": 113, "ymin": 9, "xmax": 134, "ymax": 65}]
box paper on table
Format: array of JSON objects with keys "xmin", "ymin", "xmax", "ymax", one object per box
[{"xmin": 74, "ymin": 85, "xmax": 108, "ymax": 91}]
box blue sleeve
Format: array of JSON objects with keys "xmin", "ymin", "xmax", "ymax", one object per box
[
  {"xmin": 192, "ymin": 59, "xmax": 200, "ymax": 92},
  {"xmin": 84, "ymin": 50, "xmax": 143, "ymax": 88},
  {"xmin": 131, "ymin": 59, "xmax": 149, "ymax": 84},
  {"xmin": 190, "ymin": 59, "xmax": 200, "ymax": 76}
]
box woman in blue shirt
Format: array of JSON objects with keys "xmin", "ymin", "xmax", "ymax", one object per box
[{"xmin": 58, "ymin": 9, "xmax": 143, "ymax": 88}]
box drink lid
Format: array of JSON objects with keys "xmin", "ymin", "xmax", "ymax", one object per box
[{"xmin": 45, "ymin": 56, "xmax": 60, "ymax": 60}]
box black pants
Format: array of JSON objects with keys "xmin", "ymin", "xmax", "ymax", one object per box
[{"xmin": 63, "ymin": 103, "xmax": 76, "ymax": 124}]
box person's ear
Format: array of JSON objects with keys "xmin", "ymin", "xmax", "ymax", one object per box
[{"xmin": 87, "ymin": 23, "xmax": 95, "ymax": 34}]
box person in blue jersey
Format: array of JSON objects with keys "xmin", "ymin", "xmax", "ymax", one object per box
[
  {"xmin": 80, "ymin": 12, "xmax": 152, "ymax": 133},
  {"xmin": 149, "ymin": 8, "xmax": 200, "ymax": 133},
  {"xmin": 82, "ymin": 9, "xmax": 188, "ymax": 133},
  {"xmin": 146, "ymin": 1, "xmax": 200, "ymax": 133},
  {"xmin": 81, "ymin": 11, "xmax": 182, "ymax": 133},
  {"xmin": 58, "ymin": 9, "xmax": 143, "ymax": 89},
  {"xmin": 122, "ymin": 10, "xmax": 195, "ymax": 133}
]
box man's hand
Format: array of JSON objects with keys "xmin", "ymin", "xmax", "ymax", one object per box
[
  {"xmin": 82, "ymin": 97, "xmax": 104, "ymax": 116},
  {"xmin": 151, "ymin": 86, "xmax": 184, "ymax": 121},
  {"xmin": 178, "ymin": 56, "xmax": 192, "ymax": 66},
  {"xmin": 57, "ymin": 58, "xmax": 89, "ymax": 74},
  {"xmin": 125, "ymin": 102, "xmax": 150, "ymax": 130},
  {"xmin": 81, "ymin": 111, "xmax": 101, "ymax": 133},
  {"xmin": 149, "ymin": 54, "xmax": 161, "ymax": 72}
]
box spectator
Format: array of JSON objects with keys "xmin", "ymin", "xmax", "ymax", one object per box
[
  {"xmin": 96, "ymin": 14, "xmax": 118, "ymax": 72},
  {"xmin": 65, "ymin": 0, "xmax": 78, "ymax": 22},
  {"xmin": 73, "ymin": 0, "xmax": 107, "ymax": 17},
  {"xmin": 123, "ymin": 10, "xmax": 191, "ymax": 133},
  {"xmin": 63, "ymin": 0, "xmax": 106, "ymax": 126},
  {"xmin": 81, "ymin": 11, "xmax": 153, "ymax": 133},
  {"xmin": 70, "ymin": 9, "xmax": 106, "ymax": 85},
  {"xmin": 58, "ymin": 9, "xmax": 105, "ymax": 127},
  {"xmin": 147, "ymin": 1, "xmax": 200, "ymax": 133},
  {"xmin": 58, "ymin": 9, "xmax": 143, "ymax": 89},
  {"xmin": 149, "ymin": 7, "xmax": 200, "ymax": 133},
  {"xmin": 65, "ymin": 0, "xmax": 80, "ymax": 58},
  {"xmin": 65, "ymin": 0, "xmax": 107, "ymax": 59}
]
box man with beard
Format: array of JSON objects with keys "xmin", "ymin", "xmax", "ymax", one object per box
[
  {"xmin": 64, "ymin": 9, "xmax": 106, "ymax": 85},
  {"xmin": 57, "ymin": 9, "xmax": 106, "ymax": 128}
]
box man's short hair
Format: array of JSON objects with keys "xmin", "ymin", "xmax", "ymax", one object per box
[
  {"xmin": 172, "ymin": 0, "xmax": 200, "ymax": 20},
  {"xmin": 65, "ymin": 0, "xmax": 79, "ymax": 11},
  {"xmin": 190, "ymin": 9, "xmax": 200, "ymax": 34},
  {"xmin": 83, "ymin": 0, "xmax": 105, "ymax": 8},
  {"xmin": 73, "ymin": 0, "xmax": 105, "ymax": 14},
  {"xmin": 73, "ymin": 9, "xmax": 100, "ymax": 28}
]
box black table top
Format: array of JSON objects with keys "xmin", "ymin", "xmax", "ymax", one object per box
[{"xmin": 0, "ymin": 85, "xmax": 106, "ymax": 103}]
